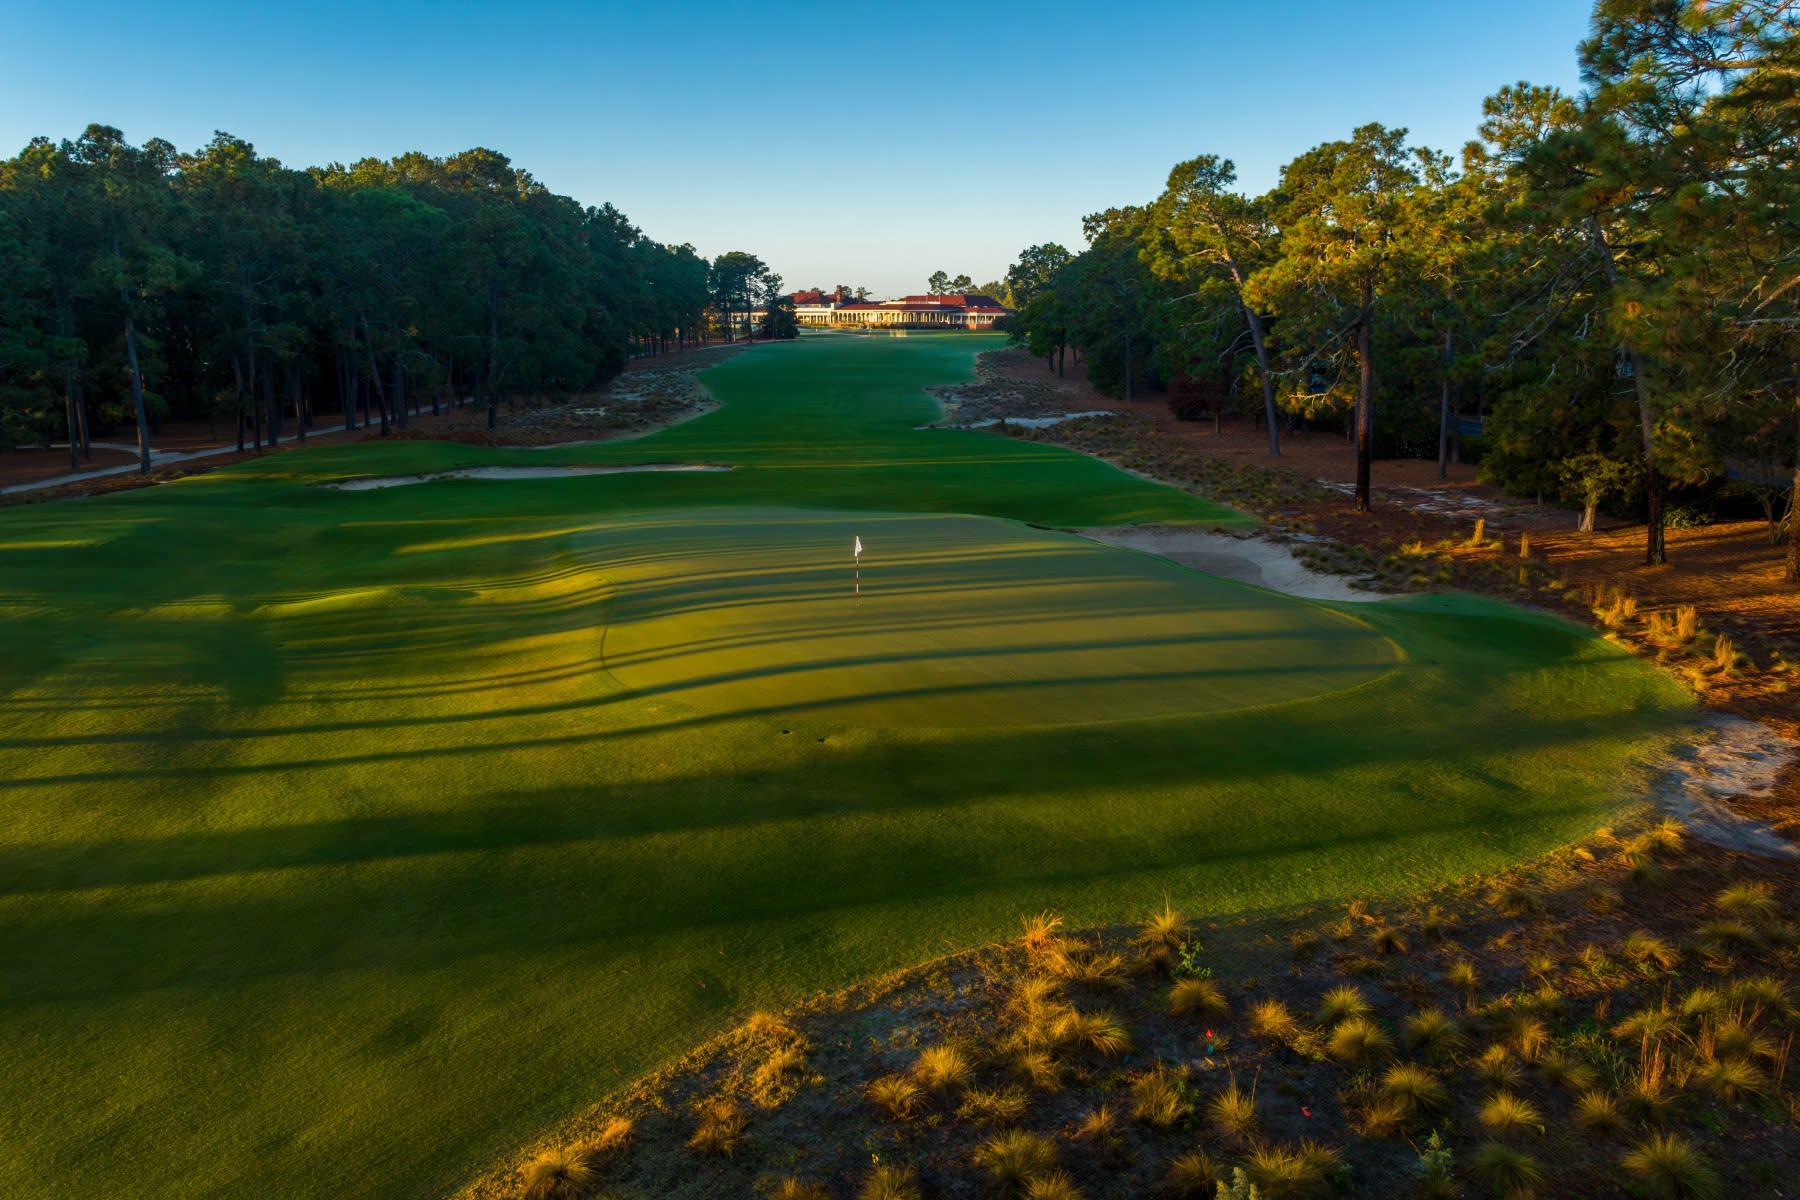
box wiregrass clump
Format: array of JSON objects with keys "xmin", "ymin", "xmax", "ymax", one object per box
[{"xmin": 520, "ymin": 1145, "xmax": 595, "ymax": 1200}]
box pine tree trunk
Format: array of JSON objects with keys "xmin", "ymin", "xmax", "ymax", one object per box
[
  {"xmin": 290, "ymin": 370, "xmax": 306, "ymax": 444},
  {"xmin": 1222, "ymin": 248, "xmax": 1280, "ymax": 456},
  {"xmin": 363, "ymin": 319, "xmax": 389, "ymax": 436},
  {"xmin": 63, "ymin": 368, "xmax": 79, "ymax": 471},
  {"xmin": 72, "ymin": 375, "xmax": 89, "ymax": 460},
  {"xmin": 1581, "ymin": 503, "xmax": 1597, "ymax": 534},
  {"xmin": 1354, "ymin": 278, "xmax": 1375, "ymax": 513},
  {"xmin": 486, "ymin": 304, "xmax": 500, "ymax": 432},
  {"xmin": 1437, "ymin": 329, "xmax": 1452, "ymax": 481},
  {"xmin": 262, "ymin": 354, "xmax": 278, "ymax": 443},
  {"xmin": 233, "ymin": 357, "xmax": 246, "ymax": 453},
  {"xmin": 1590, "ymin": 218, "xmax": 1666, "ymax": 565},
  {"xmin": 1787, "ymin": 373, "xmax": 1798, "ymax": 584},
  {"xmin": 392, "ymin": 354, "xmax": 407, "ymax": 430}
]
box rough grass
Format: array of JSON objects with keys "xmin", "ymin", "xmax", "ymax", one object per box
[{"xmin": 0, "ymin": 335, "xmax": 1696, "ymax": 1200}]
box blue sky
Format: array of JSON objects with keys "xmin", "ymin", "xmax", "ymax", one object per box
[{"xmin": 4, "ymin": 1, "xmax": 1593, "ymax": 297}]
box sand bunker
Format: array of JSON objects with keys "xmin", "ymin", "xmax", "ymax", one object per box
[
  {"xmin": 1075, "ymin": 524, "xmax": 1392, "ymax": 604},
  {"xmin": 1652, "ymin": 713, "xmax": 1800, "ymax": 859},
  {"xmin": 327, "ymin": 464, "xmax": 729, "ymax": 491}
]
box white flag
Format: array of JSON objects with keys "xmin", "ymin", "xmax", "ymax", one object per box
[{"xmin": 853, "ymin": 536, "xmax": 863, "ymax": 560}]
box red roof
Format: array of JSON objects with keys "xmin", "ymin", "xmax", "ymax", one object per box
[{"xmin": 836, "ymin": 294, "xmax": 1009, "ymax": 314}]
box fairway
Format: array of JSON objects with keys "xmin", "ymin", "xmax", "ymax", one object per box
[{"xmin": 0, "ymin": 335, "xmax": 1690, "ymax": 1200}]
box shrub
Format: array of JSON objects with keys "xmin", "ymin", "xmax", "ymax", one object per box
[
  {"xmin": 1162, "ymin": 1149, "xmax": 1226, "ymax": 1197},
  {"xmin": 750, "ymin": 1044, "xmax": 809, "ymax": 1107},
  {"xmin": 772, "ymin": 1179, "xmax": 832, "ymax": 1200},
  {"xmin": 975, "ymin": 1130, "xmax": 1059, "ymax": 1195},
  {"xmin": 1476, "ymin": 1044, "xmax": 1523, "ymax": 1090},
  {"xmin": 1327, "ymin": 1016, "xmax": 1392, "ymax": 1064},
  {"xmin": 1052, "ymin": 1008, "xmax": 1131, "ymax": 1056},
  {"xmin": 1013, "ymin": 1049, "xmax": 1063, "ymax": 1093},
  {"xmin": 1622, "ymin": 931, "xmax": 1680, "ymax": 970},
  {"xmin": 1728, "ymin": 975, "xmax": 1796, "ymax": 1020},
  {"xmin": 1208, "ymin": 1080, "xmax": 1258, "ymax": 1141},
  {"xmin": 1073, "ymin": 1102, "xmax": 1118, "ymax": 1142},
  {"xmin": 1214, "ymin": 1168, "xmax": 1263, "ymax": 1200},
  {"xmin": 957, "ymin": 1086, "xmax": 1029, "ymax": 1126},
  {"xmin": 1692, "ymin": 1057, "xmax": 1769, "ymax": 1104},
  {"xmin": 1710, "ymin": 633, "xmax": 1739, "ymax": 673},
  {"xmin": 1673, "ymin": 605, "xmax": 1699, "ymax": 642},
  {"xmin": 1620, "ymin": 1134, "xmax": 1723, "ymax": 1200},
  {"xmin": 1496, "ymin": 884, "xmax": 1545, "ymax": 918},
  {"xmin": 1574, "ymin": 1089, "xmax": 1624, "ymax": 1135},
  {"xmin": 866, "ymin": 1075, "xmax": 922, "ymax": 1121},
  {"xmin": 1646, "ymin": 816, "xmax": 1687, "ymax": 854},
  {"xmin": 912, "ymin": 1044, "xmax": 973, "ymax": 1090},
  {"xmin": 1497, "ymin": 1014, "xmax": 1553, "ymax": 1063},
  {"xmin": 520, "ymin": 1145, "xmax": 595, "ymax": 1200},
  {"xmin": 857, "ymin": 1164, "xmax": 920, "ymax": 1200},
  {"xmin": 743, "ymin": 1011, "xmax": 801, "ymax": 1045},
  {"xmin": 1415, "ymin": 1130, "xmax": 1456, "ymax": 1199},
  {"xmin": 1248, "ymin": 998, "xmax": 1299, "ymax": 1042},
  {"xmin": 593, "ymin": 1115, "xmax": 634, "ymax": 1155},
  {"xmin": 1009, "ymin": 976, "xmax": 1067, "ymax": 1032},
  {"xmin": 1380, "ymin": 1063, "xmax": 1448, "ymax": 1115},
  {"xmin": 688, "ymin": 1098, "xmax": 746, "ymax": 1156},
  {"xmin": 1045, "ymin": 943, "xmax": 1130, "ymax": 988},
  {"xmin": 1020, "ymin": 911, "xmax": 1064, "ymax": 955},
  {"xmin": 1620, "ymin": 1078, "xmax": 1680, "ymax": 1124},
  {"xmin": 1679, "ymin": 986, "xmax": 1724, "ymax": 1022},
  {"xmin": 1401, "ymin": 1007, "xmax": 1468, "ymax": 1058},
  {"xmin": 1024, "ymin": 1170, "xmax": 1086, "ymax": 1200},
  {"xmin": 1129, "ymin": 1065, "xmax": 1191, "ymax": 1126},
  {"xmin": 1138, "ymin": 900, "xmax": 1189, "ymax": 953},
  {"xmin": 1479, "ymin": 1091, "xmax": 1544, "ymax": 1134},
  {"xmin": 1352, "ymin": 1095, "xmax": 1409, "ymax": 1138},
  {"xmin": 1169, "ymin": 978, "xmax": 1228, "ymax": 1020},
  {"xmin": 1244, "ymin": 1142, "xmax": 1336, "ymax": 1198},
  {"xmin": 1535, "ymin": 1051, "xmax": 1597, "ymax": 1093},
  {"xmin": 1612, "ymin": 1006, "xmax": 1682, "ymax": 1046},
  {"xmin": 1315, "ymin": 985, "xmax": 1371, "ymax": 1025},
  {"xmin": 1468, "ymin": 1141, "xmax": 1543, "ymax": 1198},
  {"xmin": 1716, "ymin": 881, "xmax": 1781, "ymax": 924}
]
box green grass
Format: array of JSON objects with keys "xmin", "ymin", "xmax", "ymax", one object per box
[{"xmin": 0, "ymin": 334, "xmax": 1691, "ymax": 1200}]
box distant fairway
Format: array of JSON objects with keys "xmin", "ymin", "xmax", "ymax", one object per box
[{"xmin": 0, "ymin": 334, "xmax": 1690, "ymax": 1200}]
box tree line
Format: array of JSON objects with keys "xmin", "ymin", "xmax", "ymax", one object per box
[
  {"xmin": 0, "ymin": 125, "xmax": 792, "ymax": 468},
  {"xmin": 1001, "ymin": 0, "xmax": 1797, "ymax": 578}
]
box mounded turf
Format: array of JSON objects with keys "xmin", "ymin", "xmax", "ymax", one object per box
[{"xmin": 0, "ymin": 334, "xmax": 1690, "ymax": 1200}]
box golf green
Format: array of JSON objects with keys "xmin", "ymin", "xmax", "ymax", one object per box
[
  {"xmin": 0, "ymin": 334, "xmax": 1690, "ymax": 1200},
  {"xmin": 599, "ymin": 508, "xmax": 1399, "ymax": 727}
]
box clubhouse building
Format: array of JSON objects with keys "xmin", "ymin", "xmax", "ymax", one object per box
[{"xmin": 792, "ymin": 290, "xmax": 1011, "ymax": 330}]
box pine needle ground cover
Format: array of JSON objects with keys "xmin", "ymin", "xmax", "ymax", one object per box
[{"xmin": 0, "ymin": 335, "xmax": 1689, "ymax": 1199}]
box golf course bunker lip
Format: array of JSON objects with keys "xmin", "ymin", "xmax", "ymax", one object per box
[
  {"xmin": 1074, "ymin": 524, "xmax": 1394, "ymax": 604},
  {"xmin": 597, "ymin": 508, "xmax": 1403, "ymax": 729},
  {"xmin": 326, "ymin": 463, "xmax": 730, "ymax": 490},
  {"xmin": 922, "ymin": 410, "xmax": 1114, "ymax": 431}
]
